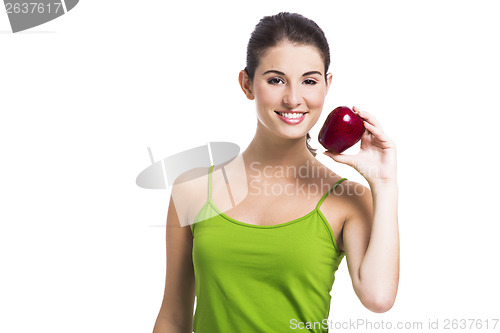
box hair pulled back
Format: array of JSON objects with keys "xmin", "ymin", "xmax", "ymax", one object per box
[{"xmin": 244, "ymin": 12, "xmax": 331, "ymax": 157}]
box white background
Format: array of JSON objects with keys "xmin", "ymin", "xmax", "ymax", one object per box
[{"xmin": 1, "ymin": 1, "xmax": 499, "ymax": 332}]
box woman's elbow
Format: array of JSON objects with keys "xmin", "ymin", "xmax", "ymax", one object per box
[{"xmin": 361, "ymin": 293, "xmax": 396, "ymax": 313}]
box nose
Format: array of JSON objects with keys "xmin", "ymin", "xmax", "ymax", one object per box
[{"xmin": 282, "ymin": 84, "xmax": 302, "ymax": 108}]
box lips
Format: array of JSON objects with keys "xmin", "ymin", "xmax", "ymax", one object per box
[{"xmin": 274, "ymin": 111, "xmax": 307, "ymax": 125}]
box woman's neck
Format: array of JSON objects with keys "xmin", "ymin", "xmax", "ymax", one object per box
[{"xmin": 241, "ymin": 122, "xmax": 316, "ymax": 171}]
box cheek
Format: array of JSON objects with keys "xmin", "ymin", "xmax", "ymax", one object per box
[
  {"xmin": 304, "ymin": 89, "xmax": 327, "ymax": 109},
  {"xmin": 254, "ymin": 85, "xmax": 280, "ymax": 108}
]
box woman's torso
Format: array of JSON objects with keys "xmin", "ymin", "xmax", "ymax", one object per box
[
  {"xmin": 188, "ymin": 160, "xmax": 352, "ymax": 332},
  {"xmin": 187, "ymin": 158, "xmax": 351, "ymax": 250}
]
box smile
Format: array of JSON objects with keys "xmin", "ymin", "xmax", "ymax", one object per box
[{"xmin": 274, "ymin": 111, "xmax": 307, "ymax": 125}]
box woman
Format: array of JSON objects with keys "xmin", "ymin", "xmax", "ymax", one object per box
[{"xmin": 153, "ymin": 12, "xmax": 399, "ymax": 333}]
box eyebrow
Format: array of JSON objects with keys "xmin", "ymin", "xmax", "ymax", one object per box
[{"xmin": 262, "ymin": 70, "xmax": 323, "ymax": 77}]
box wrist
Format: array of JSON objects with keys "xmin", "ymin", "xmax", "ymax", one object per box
[{"xmin": 368, "ymin": 178, "xmax": 398, "ymax": 190}]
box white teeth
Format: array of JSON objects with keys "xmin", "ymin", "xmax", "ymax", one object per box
[{"xmin": 279, "ymin": 112, "xmax": 304, "ymax": 119}]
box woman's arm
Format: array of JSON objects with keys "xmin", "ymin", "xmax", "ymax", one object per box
[
  {"xmin": 341, "ymin": 180, "xmax": 399, "ymax": 313},
  {"xmin": 153, "ymin": 194, "xmax": 195, "ymax": 332},
  {"xmin": 325, "ymin": 106, "xmax": 399, "ymax": 313}
]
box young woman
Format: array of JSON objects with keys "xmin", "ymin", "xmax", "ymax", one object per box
[{"xmin": 153, "ymin": 12, "xmax": 399, "ymax": 333}]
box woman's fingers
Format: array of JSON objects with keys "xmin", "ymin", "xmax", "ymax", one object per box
[
  {"xmin": 353, "ymin": 106, "xmax": 395, "ymax": 148},
  {"xmin": 353, "ymin": 106, "xmax": 383, "ymax": 131},
  {"xmin": 363, "ymin": 120, "xmax": 395, "ymax": 148},
  {"xmin": 363, "ymin": 120, "xmax": 384, "ymax": 137}
]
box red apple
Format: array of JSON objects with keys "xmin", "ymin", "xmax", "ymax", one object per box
[{"xmin": 318, "ymin": 106, "xmax": 365, "ymax": 154}]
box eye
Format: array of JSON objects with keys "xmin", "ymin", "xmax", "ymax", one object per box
[
  {"xmin": 303, "ymin": 79, "xmax": 318, "ymax": 85},
  {"xmin": 267, "ymin": 77, "xmax": 285, "ymax": 85}
]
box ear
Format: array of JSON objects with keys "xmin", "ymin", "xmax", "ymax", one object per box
[
  {"xmin": 325, "ymin": 72, "xmax": 333, "ymax": 95},
  {"xmin": 238, "ymin": 70, "xmax": 254, "ymax": 100}
]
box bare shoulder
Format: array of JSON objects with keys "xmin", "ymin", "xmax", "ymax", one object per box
[
  {"xmin": 327, "ymin": 179, "xmax": 372, "ymax": 219},
  {"xmin": 306, "ymin": 160, "xmax": 352, "ymax": 213},
  {"xmin": 171, "ymin": 166, "xmax": 211, "ymax": 230},
  {"xmin": 313, "ymin": 163, "xmax": 373, "ymax": 251},
  {"xmin": 173, "ymin": 166, "xmax": 210, "ymax": 186}
]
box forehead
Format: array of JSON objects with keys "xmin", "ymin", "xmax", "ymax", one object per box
[{"xmin": 257, "ymin": 41, "xmax": 324, "ymax": 74}]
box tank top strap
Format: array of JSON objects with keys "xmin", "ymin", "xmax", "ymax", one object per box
[
  {"xmin": 207, "ymin": 165, "xmax": 214, "ymax": 202},
  {"xmin": 316, "ymin": 177, "xmax": 348, "ymax": 210}
]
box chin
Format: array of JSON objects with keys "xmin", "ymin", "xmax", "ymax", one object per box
[{"xmin": 274, "ymin": 127, "xmax": 310, "ymax": 140}]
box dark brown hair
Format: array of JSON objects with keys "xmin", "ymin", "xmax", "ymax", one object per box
[{"xmin": 244, "ymin": 12, "xmax": 331, "ymax": 157}]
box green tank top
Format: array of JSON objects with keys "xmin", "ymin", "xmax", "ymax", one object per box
[{"xmin": 192, "ymin": 165, "xmax": 347, "ymax": 332}]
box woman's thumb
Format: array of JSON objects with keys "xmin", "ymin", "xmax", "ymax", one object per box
[{"xmin": 324, "ymin": 151, "xmax": 355, "ymax": 167}]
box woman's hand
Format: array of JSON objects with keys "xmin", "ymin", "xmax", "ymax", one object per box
[{"xmin": 324, "ymin": 106, "xmax": 397, "ymax": 186}]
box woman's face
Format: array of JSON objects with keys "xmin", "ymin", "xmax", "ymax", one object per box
[{"xmin": 241, "ymin": 41, "xmax": 332, "ymax": 140}]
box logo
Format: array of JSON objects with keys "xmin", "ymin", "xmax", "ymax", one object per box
[
  {"xmin": 136, "ymin": 142, "xmax": 242, "ymax": 190},
  {"xmin": 137, "ymin": 142, "xmax": 248, "ymax": 227},
  {"xmin": 3, "ymin": 0, "xmax": 78, "ymax": 33}
]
